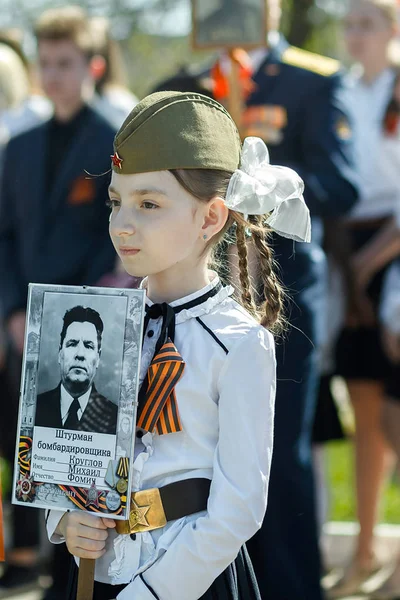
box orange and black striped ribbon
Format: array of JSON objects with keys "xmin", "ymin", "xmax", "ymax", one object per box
[
  {"xmin": 58, "ymin": 485, "xmax": 126, "ymax": 515},
  {"xmin": 18, "ymin": 436, "xmax": 32, "ymax": 477},
  {"xmin": 137, "ymin": 338, "xmax": 185, "ymax": 435}
]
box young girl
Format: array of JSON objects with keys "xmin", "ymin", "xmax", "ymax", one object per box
[
  {"xmin": 331, "ymin": 1, "xmax": 400, "ymax": 596},
  {"xmin": 46, "ymin": 91, "xmax": 310, "ymax": 600}
]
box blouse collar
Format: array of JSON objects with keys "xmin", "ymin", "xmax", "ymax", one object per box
[{"xmin": 141, "ymin": 272, "xmax": 234, "ymax": 324}]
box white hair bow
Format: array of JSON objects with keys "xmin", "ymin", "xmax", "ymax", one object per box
[{"xmin": 225, "ymin": 137, "xmax": 311, "ymax": 243}]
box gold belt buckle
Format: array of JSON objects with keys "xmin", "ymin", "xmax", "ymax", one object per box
[{"xmin": 128, "ymin": 488, "xmax": 167, "ymax": 534}]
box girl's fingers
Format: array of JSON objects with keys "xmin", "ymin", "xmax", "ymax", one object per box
[
  {"xmin": 101, "ymin": 518, "xmax": 116, "ymax": 528},
  {"xmin": 75, "ymin": 537, "xmax": 106, "ymax": 553},
  {"xmin": 73, "ymin": 513, "xmax": 108, "ymax": 529},
  {"xmin": 70, "ymin": 547, "xmax": 106, "ymax": 560},
  {"xmin": 75, "ymin": 524, "xmax": 108, "ymax": 542}
]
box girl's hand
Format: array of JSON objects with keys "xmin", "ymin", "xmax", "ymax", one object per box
[
  {"xmin": 58, "ymin": 512, "xmax": 116, "ymax": 559},
  {"xmin": 382, "ymin": 327, "xmax": 400, "ymax": 364}
]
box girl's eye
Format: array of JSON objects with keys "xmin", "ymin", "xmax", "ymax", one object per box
[
  {"xmin": 142, "ymin": 201, "xmax": 158, "ymax": 210},
  {"xmin": 106, "ymin": 198, "xmax": 120, "ymax": 209}
]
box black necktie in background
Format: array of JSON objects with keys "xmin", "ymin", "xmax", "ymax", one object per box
[{"xmin": 64, "ymin": 398, "xmax": 80, "ymax": 429}]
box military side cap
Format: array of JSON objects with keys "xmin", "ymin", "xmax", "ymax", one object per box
[{"xmin": 111, "ymin": 91, "xmax": 241, "ymax": 174}]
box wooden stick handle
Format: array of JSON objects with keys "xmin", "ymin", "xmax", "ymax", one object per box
[
  {"xmin": 227, "ymin": 50, "xmax": 244, "ymax": 138},
  {"xmin": 77, "ymin": 558, "xmax": 95, "ymax": 600}
]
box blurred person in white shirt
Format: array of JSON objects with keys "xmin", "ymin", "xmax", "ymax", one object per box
[{"xmin": 330, "ymin": 1, "xmax": 400, "ymax": 597}]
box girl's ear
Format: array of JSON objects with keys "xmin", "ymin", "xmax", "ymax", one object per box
[{"xmin": 201, "ymin": 196, "xmax": 229, "ymax": 239}]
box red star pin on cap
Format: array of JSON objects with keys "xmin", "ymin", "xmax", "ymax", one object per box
[{"xmin": 111, "ymin": 151, "xmax": 123, "ymax": 169}]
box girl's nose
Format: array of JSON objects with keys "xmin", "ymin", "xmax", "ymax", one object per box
[{"xmin": 110, "ymin": 210, "xmax": 136, "ymax": 237}]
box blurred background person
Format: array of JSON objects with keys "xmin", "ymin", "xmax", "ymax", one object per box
[
  {"xmin": 330, "ymin": 0, "xmax": 400, "ymax": 596},
  {"xmin": 370, "ymin": 258, "xmax": 400, "ymax": 599},
  {"xmin": 0, "ymin": 6, "xmax": 117, "ymax": 595},
  {"xmin": 0, "ymin": 32, "xmax": 51, "ymax": 143},
  {"xmin": 90, "ymin": 16, "xmax": 138, "ymax": 128},
  {"xmin": 0, "ymin": 33, "xmax": 51, "ymax": 593},
  {"xmin": 216, "ymin": 1, "xmax": 359, "ymax": 599}
]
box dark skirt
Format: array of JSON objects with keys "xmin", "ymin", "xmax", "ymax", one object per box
[
  {"xmin": 386, "ymin": 364, "xmax": 400, "ymax": 403},
  {"xmin": 312, "ymin": 374, "xmax": 345, "ymax": 444},
  {"xmin": 335, "ymin": 225, "xmax": 394, "ymax": 382},
  {"xmin": 66, "ymin": 545, "xmax": 261, "ymax": 600}
]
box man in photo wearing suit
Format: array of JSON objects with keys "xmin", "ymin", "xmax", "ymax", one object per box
[{"xmin": 35, "ymin": 305, "xmax": 117, "ymax": 435}]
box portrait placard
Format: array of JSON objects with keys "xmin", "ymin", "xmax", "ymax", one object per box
[
  {"xmin": 191, "ymin": 0, "xmax": 267, "ymax": 50},
  {"xmin": 12, "ymin": 283, "xmax": 145, "ymax": 520}
]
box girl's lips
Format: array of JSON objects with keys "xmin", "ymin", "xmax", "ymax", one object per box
[{"xmin": 119, "ymin": 248, "xmax": 140, "ymax": 256}]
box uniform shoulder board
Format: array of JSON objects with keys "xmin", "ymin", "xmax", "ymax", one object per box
[{"xmin": 282, "ymin": 46, "xmax": 341, "ymax": 77}]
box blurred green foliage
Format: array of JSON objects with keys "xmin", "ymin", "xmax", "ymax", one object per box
[
  {"xmin": 327, "ymin": 440, "xmax": 399, "ymax": 524},
  {"xmin": 0, "ymin": 457, "xmax": 11, "ymax": 497}
]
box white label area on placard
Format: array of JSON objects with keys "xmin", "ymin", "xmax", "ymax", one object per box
[{"xmin": 31, "ymin": 426, "xmax": 116, "ymax": 488}]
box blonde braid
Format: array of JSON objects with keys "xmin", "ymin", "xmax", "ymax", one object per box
[
  {"xmin": 249, "ymin": 215, "xmax": 285, "ymax": 332},
  {"xmin": 168, "ymin": 168, "xmax": 285, "ymax": 331}
]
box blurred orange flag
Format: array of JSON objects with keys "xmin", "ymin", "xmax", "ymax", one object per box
[{"xmin": 0, "ymin": 470, "xmax": 4, "ymax": 561}]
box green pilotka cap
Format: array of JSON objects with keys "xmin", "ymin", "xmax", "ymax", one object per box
[{"xmin": 111, "ymin": 91, "xmax": 242, "ymax": 174}]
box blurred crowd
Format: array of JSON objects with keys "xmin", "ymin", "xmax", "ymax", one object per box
[{"xmin": 0, "ymin": 1, "xmax": 399, "ymax": 599}]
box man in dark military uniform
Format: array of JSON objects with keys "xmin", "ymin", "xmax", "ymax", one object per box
[{"xmin": 243, "ymin": 31, "xmax": 358, "ymax": 600}]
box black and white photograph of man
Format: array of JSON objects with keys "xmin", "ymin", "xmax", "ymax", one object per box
[
  {"xmin": 32, "ymin": 290, "xmax": 128, "ymax": 437},
  {"xmin": 35, "ymin": 305, "xmax": 118, "ymax": 434},
  {"xmin": 193, "ymin": 0, "xmax": 265, "ymax": 47}
]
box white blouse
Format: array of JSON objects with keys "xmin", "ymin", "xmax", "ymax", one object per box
[
  {"xmin": 47, "ymin": 274, "xmax": 276, "ymax": 600},
  {"xmin": 341, "ymin": 68, "xmax": 400, "ymax": 222}
]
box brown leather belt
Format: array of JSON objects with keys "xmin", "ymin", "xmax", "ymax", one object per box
[{"xmin": 115, "ymin": 478, "xmax": 211, "ymax": 535}]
